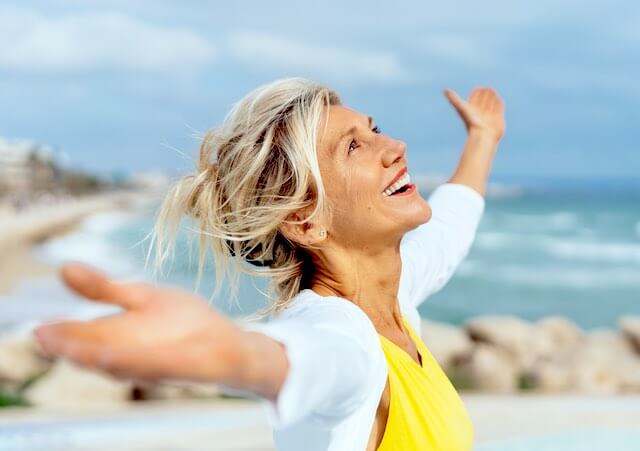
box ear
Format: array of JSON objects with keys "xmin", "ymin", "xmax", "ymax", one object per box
[{"xmin": 279, "ymin": 209, "xmax": 327, "ymax": 247}]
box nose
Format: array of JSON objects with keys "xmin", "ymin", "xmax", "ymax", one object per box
[{"xmin": 381, "ymin": 137, "xmax": 407, "ymax": 168}]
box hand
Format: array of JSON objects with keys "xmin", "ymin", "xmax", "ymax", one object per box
[
  {"xmin": 444, "ymin": 87, "xmax": 506, "ymax": 142},
  {"xmin": 34, "ymin": 263, "xmax": 250, "ymax": 385}
]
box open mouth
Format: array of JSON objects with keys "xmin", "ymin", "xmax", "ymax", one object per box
[{"xmin": 383, "ymin": 172, "xmax": 412, "ymax": 197}]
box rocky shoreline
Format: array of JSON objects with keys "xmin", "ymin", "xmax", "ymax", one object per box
[
  {"xmin": 2, "ymin": 314, "xmax": 640, "ymax": 409},
  {"xmin": 423, "ymin": 315, "xmax": 640, "ymax": 394},
  {"xmin": 1, "ymin": 193, "xmax": 638, "ymax": 407}
]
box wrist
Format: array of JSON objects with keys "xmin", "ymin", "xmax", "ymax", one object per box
[
  {"xmin": 236, "ymin": 330, "xmax": 287, "ymax": 401},
  {"xmin": 468, "ymin": 126, "xmax": 502, "ymax": 144}
]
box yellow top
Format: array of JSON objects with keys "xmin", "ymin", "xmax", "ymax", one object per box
[{"xmin": 376, "ymin": 316, "xmax": 474, "ymax": 451}]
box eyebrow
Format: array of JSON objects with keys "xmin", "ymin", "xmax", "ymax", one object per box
[{"xmin": 334, "ymin": 116, "xmax": 373, "ymax": 153}]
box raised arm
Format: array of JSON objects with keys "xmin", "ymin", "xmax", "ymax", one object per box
[
  {"xmin": 401, "ymin": 87, "xmax": 505, "ymax": 307},
  {"xmin": 444, "ymin": 86, "xmax": 505, "ymax": 196}
]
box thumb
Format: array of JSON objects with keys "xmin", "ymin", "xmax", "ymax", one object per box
[
  {"xmin": 60, "ymin": 263, "xmax": 151, "ymax": 310},
  {"xmin": 444, "ymin": 88, "xmax": 467, "ymax": 112}
]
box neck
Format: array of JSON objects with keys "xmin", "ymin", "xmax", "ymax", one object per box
[{"xmin": 309, "ymin": 241, "xmax": 405, "ymax": 331}]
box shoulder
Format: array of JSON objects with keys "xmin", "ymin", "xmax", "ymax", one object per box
[{"xmin": 277, "ymin": 289, "xmax": 379, "ymax": 349}]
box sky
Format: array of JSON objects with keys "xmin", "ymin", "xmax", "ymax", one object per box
[{"xmin": 1, "ymin": 1, "xmax": 639, "ymax": 180}]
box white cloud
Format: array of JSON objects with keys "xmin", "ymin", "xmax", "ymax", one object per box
[
  {"xmin": 227, "ymin": 30, "xmax": 414, "ymax": 84},
  {"xmin": 0, "ymin": 7, "xmax": 216, "ymax": 73}
]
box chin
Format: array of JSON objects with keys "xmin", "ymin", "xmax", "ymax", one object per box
[
  {"xmin": 422, "ymin": 202, "xmax": 433, "ymax": 223},
  {"xmin": 408, "ymin": 202, "xmax": 432, "ymax": 229}
]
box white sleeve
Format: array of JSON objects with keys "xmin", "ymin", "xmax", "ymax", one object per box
[
  {"xmin": 400, "ymin": 183, "xmax": 485, "ymax": 308},
  {"xmin": 243, "ymin": 301, "xmax": 374, "ymax": 429}
]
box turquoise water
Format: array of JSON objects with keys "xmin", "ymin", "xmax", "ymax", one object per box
[
  {"xmin": 422, "ymin": 190, "xmax": 640, "ymax": 329},
  {"xmin": 104, "ymin": 181, "xmax": 639, "ymax": 329}
]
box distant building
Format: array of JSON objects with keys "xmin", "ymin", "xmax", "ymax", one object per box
[{"xmin": 0, "ymin": 137, "xmax": 58, "ymax": 200}]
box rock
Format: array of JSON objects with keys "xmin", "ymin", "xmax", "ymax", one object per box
[
  {"xmin": 616, "ymin": 359, "xmax": 640, "ymax": 392},
  {"xmin": 585, "ymin": 329, "xmax": 636, "ymax": 355},
  {"xmin": 536, "ymin": 316, "xmax": 584, "ymax": 354},
  {"xmin": 532, "ymin": 359, "xmax": 573, "ymax": 392},
  {"xmin": 420, "ymin": 320, "xmax": 473, "ymax": 372},
  {"xmin": 567, "ymin": 329, "xmax": 640, "ymax": 394},
  {"xmin": 0, "ymin": 333, "xmax": 52, "ymax": 384},
  {"xmin": 24, "ymin": 359, "xmax": 134, "ymax": 408},
  {"xmin": 619, "ymin": 316, "xmax": 640, "ymax": 354},
  {"xmin": 464, "ymin": 315, "xmax": 553, "ymax": 371},
  {"xmin": 457, "ymin": 343, "xmax": 519, "ymax": 392}
]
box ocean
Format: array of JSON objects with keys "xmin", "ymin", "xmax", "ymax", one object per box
[{"xmin": 9, "ymin": 177, "xmax": 640, "ymax": 331}]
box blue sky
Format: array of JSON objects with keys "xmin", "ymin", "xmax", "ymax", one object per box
[{"xmin": 1, "ymin": 1, "xmax": 639, "ymax": 180}]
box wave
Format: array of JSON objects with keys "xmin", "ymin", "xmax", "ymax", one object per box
[
  {"xmin": 1, "ymin": 211, "xmax": 147, "ymax": 328},
  {"xmin": 475, "ymin": 232, "xmax": 640, "ymax": 264},
  {"xmin": 544, "ymin": 240, "xmax": 640, "ymax": 264},
  {"xmin": 491, "ymin": 211, "xmax": 580, "ymax": 231},
  {"xmin": 34, "ymin": 211, "xmax": 147, "ymax": 280},
  {"xmin": 457, "ymin": 261, "xmax": 640, "ymax": 288}
]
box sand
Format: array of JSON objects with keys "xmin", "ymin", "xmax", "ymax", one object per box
[
  {"xmin": 0, "ymin": 241, "xmax": 53, "ymax": 295},
  {"xmin": 1, "ymin": 394, "xmax": 639, "ymax": 450}
]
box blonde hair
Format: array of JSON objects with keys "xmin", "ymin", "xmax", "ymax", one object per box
[{"xmin": 150, "ymin": 77, "xmax": 341, "ymax": 316}]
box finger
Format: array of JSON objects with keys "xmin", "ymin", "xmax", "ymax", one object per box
[
  {"xmin": 35, "ymin": 315, "xmax": 141, "ymax": 355},
  {"xmin": 484, "ymin": 88, "xmax": 500, "ymax": 109},
  {"xmin": 475, "ymin": 88, "xmax": 489, "ymax": 109},
  {"xmin": 34, "ymin": 324, "xmax": 135, "ymax": 369},
  {"xmin": 443, "ymin": 89, "xmax": 467, "ymax": 112},
  {"xmin": 61, "ymin": 263, "xmax": 151, "ymax": 310},
  {"xmin": 55, "ymin": 341, "xmax": 181, "ymax": 381},
  {"xmin": 491, "ymin": 93, "xmax": 505, "ymax": 113},
  {"xmin": 36, "ymin": 320, "xmax": 109, "ymax": 356},
  {"xmin": 469, "ymin": 88, "xmax": 483, "ymax": 104}
]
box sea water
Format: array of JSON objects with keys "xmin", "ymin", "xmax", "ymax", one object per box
[{"xmin": 8, "ymin": 178, "xmax": 639, "ymax": 330}]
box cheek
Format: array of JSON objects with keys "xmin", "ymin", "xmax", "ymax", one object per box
[
  {"xmin": 326, "ymin": 177, "xmax": 375, "ymax": 228},
  {"xmin": 345, "ymin": 174, "xmax": 379, "ymax": 214}
]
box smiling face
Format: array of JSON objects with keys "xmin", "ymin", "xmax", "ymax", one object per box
[{"xmin": 316, "ymin": 105, "xmax": 432, "ymax": 248}]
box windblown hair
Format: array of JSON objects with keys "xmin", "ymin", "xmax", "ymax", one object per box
[{"xmin": 150, "ymin": 78, "xmax": 341, "ymax": 316}]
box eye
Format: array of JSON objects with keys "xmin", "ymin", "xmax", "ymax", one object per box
[
  {"xmin": 348, "ymin": 139, "xmax": 358, "ymax": 154},
  {"xmin": 347, "ymin": 126, "xmax": 381, "ymax": 154}
]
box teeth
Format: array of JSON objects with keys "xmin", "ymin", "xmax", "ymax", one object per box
[{"xmin": 383, "ymin": 173, "xmax": 411, "ymax": 196}]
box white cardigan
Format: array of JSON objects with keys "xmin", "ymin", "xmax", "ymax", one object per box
[{"xmin": 245, "ymin": 183, "xmax": 485, "ymax": 451}]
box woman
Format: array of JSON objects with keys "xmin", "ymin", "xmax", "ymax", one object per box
[{"xmin": 35, "ymin": 78, "xmax": 505, "ymax": 450}]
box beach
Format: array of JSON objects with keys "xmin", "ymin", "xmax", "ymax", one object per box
[
  {"xmin": 2, "ymin": 189, "xmax": 640, "ymax": 450},
  {"xmin": 0, "ymin": 191, "xmax": 158, "ymax": 327},
  {"xmin": 0, "ymin": 192, "xmax": 148, "ymax": 292},
  {"xmin": 1, "ymin": 395, "xmax": 639, "ymax": 450}
]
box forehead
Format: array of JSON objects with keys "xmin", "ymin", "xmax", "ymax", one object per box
[{"xmin": 318, "ymin": 105, "xmax": 370, "ymax": 156}]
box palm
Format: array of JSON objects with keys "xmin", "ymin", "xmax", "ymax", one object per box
[
  {"xmin": 35, "ymin": 264, "xmax": 245, "ymax": 383},
  {"xmin": 445, "ymin": 87, "xmax": 506, "ymax": 141}
]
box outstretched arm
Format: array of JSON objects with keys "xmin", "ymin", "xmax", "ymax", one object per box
[
  {"xmin": 35, "ymin": 263, "xmax": 288, "ymax": 401},
  {"xmin": 401, "ymin": 87, "xmax": 505, "ymax": 307},
  {"xmin": 35, "ymin": 264, "xmax": 374, "ymax": 428}
]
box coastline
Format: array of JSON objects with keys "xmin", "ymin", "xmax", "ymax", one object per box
[
  {"xmin": 0, "ymin": 191, "xmax": 151, "ymax": 296},
  {"xmin": 0, "ymin": 192, "xmax": 639, "ymax": 450}
]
